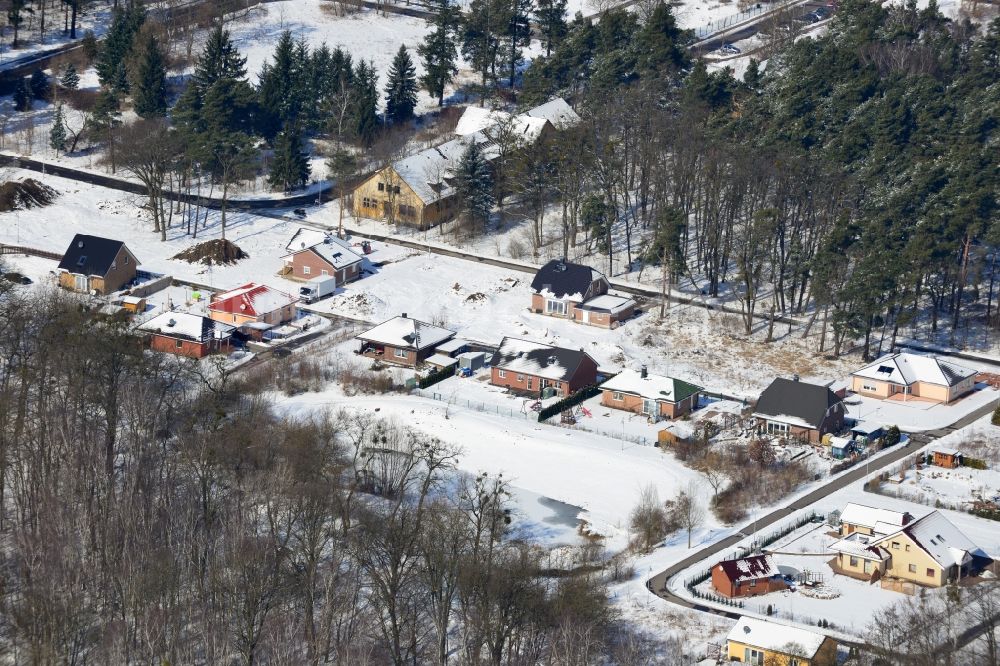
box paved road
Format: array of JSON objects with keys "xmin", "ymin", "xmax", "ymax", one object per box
[{"xmin": 645, "ymin": 393, "xmax": 1000, "ymax": 634}]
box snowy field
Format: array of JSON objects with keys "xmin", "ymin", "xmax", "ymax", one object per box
[{"xmin": 843, "ymin": 384, "xmax": 1000, "ymax": 432}]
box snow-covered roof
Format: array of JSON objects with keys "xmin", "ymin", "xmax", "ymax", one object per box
[
  {"xmin": 425, "ymin": 353, "xmax": 458, "ymax": 368},
  {"xmin": 523, "ymin": 97, "xmax": 581, "ymax": 129},
  {"xmin": 830, "ymin": 532, "xmax": 890, "ymax": 560},
  {"xmin": 435, "ymin": 338, "xmax": 469, "ymax": 355},
  {"xmin": 578, "ymin": 294, "xmax": 635, "ymax": 314},
  {"xmin": 840, "ymin": 503, "xmax": 910, "ymax": 531},
  {"xmin": 357, "ymin": 315, "xmax": 455, "ymax": 351},
  {"xmin": 391, "ymin": 134, "xmax": 484, "ymax": 204},
  {"xmin": 285, "ymin": 227, "xmax": 329, "ymax": 252},
  {"xmin": 493, "ymin": 337, "xmax": 595, "ymax": 382},
  {"xmin": 827, "ymin": 435, "xmax": 853, "ymax": 449},
  {"xmin": 209, "ymin": 283, "xmax": 298, "ymax": 317},
  {"xmin": 531, "ymin": 259, "xmax": 606, "ymax": 301},
  {"xmin": 715, "ymin": 554, "xmax": 781, "ymax": 582},
  {"xmin": 137, "ymin": 311, "xmax": 235, "ymax": 343},
  {"xmin": 308, "ymin": 237, "xmax": 365, "ymax": 270},
  {"xmin": 874, "ymin": 510, "xmax": 978, "ymax": 568},
  {"xmin": 726, "ymin": 616, "xmax": 829, "ymax": 658},
  {"xmin": 851, "ymin": 421, "xmax": 884, "ymax": 436},
  {"xmin": 753, "ymin": 377, "xmax": 843, "ymax": 430},
  {"xmin": 932, "ymin": 446, "xmax": 961, "ymax": 456},
  {"xmin": 455, "ymin": 106, "xmax": 510, "ymax": 136},
  {"xmin": 853, "ymin": 352, "xmax": 976, "ymax": 388},
  {"xmin": 600, "ymin": 369, "xmax": 702, "ymax": 404}
]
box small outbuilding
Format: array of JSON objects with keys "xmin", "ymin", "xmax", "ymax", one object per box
[{"xmin": 930, "ymin": 447, "xmax": 963, "ymax": 469}]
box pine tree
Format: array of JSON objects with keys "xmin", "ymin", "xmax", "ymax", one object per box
[
  {"xmin": 534, "ymin": 0, "xmax": 568, "ymax": 57},
  {"xmin": 385, "ymin": 46, "xmax": 418, "ymax": 124},
  {"xmin": 500, "ymin": 0, "xmax": 533, "ymax": 87},
  {"xmin": 13, "ymin": 79, "xmax": 32, "ymax": 112},
  {"xmin": 419, "ymin": 0, "xmax": 460, "ymax": 106},
  {"xmin": 61, "ymin": 63, "xmax": 80, "ymax": 90},
  {"xmin": 29, "ymin": 69, "xmax": 49, "ymax": 100},
  {"xmin": 7, "ymin": 0, "xmax": 32, "ymax": 49},
  {"xmin": 131, "ymin": 30, "xmax": 167, "ymax": 118},
  {"xmin": 455, "ymin": 139, "xmax": 494, "ymax": 233},
  {"xmin": 462, "ymin": 0, "xmax": 503, "ymax": 89},
  {"xmin": 50, "ymin": 104, "xmax": 68, "ymax": 154},
  {"xmin": 64, "ymin": 0, "xmax": 82, "ymax": 39},
  {"xmin": 256, "ymin": 30, "xmax": 301, "ymax": 140},
  {"xmin": 96, "ymin": 2, "xmax": 146, "ymax": 93},
  {"xmin": 351, "ymin": 60, "xmax": 379, "ymax": 146},
  {"xmin": 192, "ymin": 24, "xmax": 247, "ymax": 95},
  {"xmin": 268, "ymin": 125, "xmax": 311, "ymax": 192}
]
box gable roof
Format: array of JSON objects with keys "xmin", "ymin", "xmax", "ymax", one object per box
[
  {"xmin": 522, "ymin": 97, "xmax": 581, "ymax": 128},
  {"xmin": 137, "ymin": 311, "xmax": 235, "ymax": 343},
  {"xmin": 840, "ymin": 503, "xmax": 911, "ymax": 531},
  {"xmin": 600, "ymin": 368, "xmax": 701, "ymax": 404},
  {"xmin": 493, "ymin": 337, "xmax": 596, "ymax": 382},
  {"xmin": 829, "ymin": 532, "xmax": 891, "ymax": 561},
  {"xmin": 531, "ymin": 259, "xmax": 605, "ymax": 300},
  {"xmin": 727, "ymin": 617, "xmax": 829, "ymax": 659},
  {"xmin": 873, "ymin": 510, "xmax": 979, "ymax": 568},
  {"xmin": 390, "ymin": 134, "xmax": 490, "ymax": 205},
  {"xmin": 715, "ymin": 554, "xmax": 780, "ymax": 583},
  {"xmin": 753, "ymin": 377, "xmax": 844, "ymax": 430},
  {"xmin": 284, "ymin": 236, "xmax": 364, "ymax": 271},
  {"xmin": 58, "ymin": 234, "xmax": 136, "ymax": 277},
  {"xmin": 357, "ymin": 315, "xmax": 455, "ymax": 351},
  {"xmin": 285, "ymin": 227, "xmax": 329, "ymax": 252},
  {"xmin": 853, "ymin": 352, "xmax": 976, "ymax": 388},
  {"xmin": 208, "ymin": 283, "xmax": 298, "ymax": 318}
]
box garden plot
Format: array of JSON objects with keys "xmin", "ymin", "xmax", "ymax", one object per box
[{"xmin": 887, "ymin": 465, "xmax": 1000, "ymax": 509}]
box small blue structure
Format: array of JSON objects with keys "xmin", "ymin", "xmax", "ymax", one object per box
[{"xmin": 850, "ymin": 421, "xmax": 884, "ymax": 445}]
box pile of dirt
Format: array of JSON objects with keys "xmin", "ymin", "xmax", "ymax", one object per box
[
  {"xmin": 0, "ymin": 179, "xmax": 58, "ymax": 212},
  {"xmin": 465, "ymin": 292, "xmax": 487, "ymax": 303},
  {"xmin": 171, "ymin": 239, "xmax": 248, "ymax": 265}
]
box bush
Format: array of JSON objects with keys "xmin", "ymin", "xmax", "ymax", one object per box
[
  {"xmin": 883, "ymin": 425, "xmax": 901, "ymax": 447},
  {"xmin": 992, "ymin": 403, "xmax": 1000, "ymax": 426},
  {"xmin": 418, "ymin": 363, "xmax": 454, "ymax": 389},
  {"xmin": 538, "ymin": 385, "xmax": 601, "ymax": 422},
  {"xmin": 963, "ymin": 456, "xmax": 988, "ymax": 470}
]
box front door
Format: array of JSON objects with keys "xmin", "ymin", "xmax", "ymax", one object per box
[{"xmin": 74, "ymin": 274, "xmax": 88, "ymax": 292}]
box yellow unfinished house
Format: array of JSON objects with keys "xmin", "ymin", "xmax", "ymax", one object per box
[
  {"xmin": 831, "ymin": 507, "xmax": 985, "ymax": 587},
  {"xmin": 727, "ymin": 616, "xmax": 837, "ymax": 665}
]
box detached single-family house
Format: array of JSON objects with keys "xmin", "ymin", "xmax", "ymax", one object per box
[
  {"xmin": 851, "ymin": 352, "xmax": 977, "ymax": 404},
  {"xmin": 490, "ymin": 337, "xmax": 598, "ymax": 397},
  {"xmin": 753, "ymin": 377, "xmax": 846, "ymax": 443},
  {"xmin": 838, "ymin": 503, "xmax": 912, "ymax": 537},
  {"xmin": 356, "ymin": 314, "xmax": 455, "ymax": 367},
  {"xmin": 599, "ymin": 367, "xmax": 701, "ymax": 420},
  {"xmin": 282, "ymin": 234, "xmax": 364, "ymax": 286},
  {"xmin": 208, "ymin": 283, "xmax": 298, "ymax": 329},
  {"xmin": 354, "ymin": 98, "xmax": 580, "ymax": 229},
  {"xmin": 727, "ymin": 616, "xmax": 837, "ymax": 666},
  {"xmin": 831, "ymin": 509, "xmax": 987, "ymax": 587},
  {"xmin": 57, "ymin": 234, "xmax": 139, "ymax": 295},
  {"xmin": 137, "ymin": 311, "xmax": 235, "ymax": 359},
  {"xmin": 930, "ymin": 446, "xmax": 963, "ymax": 469},
  {"xmin": 711, "ymin": 554, "xmax": 786, "ymax": 598},
  {"xmin": 529, "ymin": 259, "xmax": 636, "ymax": 328}
]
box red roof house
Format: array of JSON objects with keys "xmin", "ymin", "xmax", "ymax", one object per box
[
  {"xmin": 208, "ymin": 283, "xmax": 298, "ymax": 329},
  {"xmin": 711, "ymin": 554, "xmax": 787, "ymax": 598}
]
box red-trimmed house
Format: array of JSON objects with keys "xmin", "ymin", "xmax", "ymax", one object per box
[
  {"xmin": 282, "ymin": 233, "xmax": 365, "ymax": 286},
  {"xmin": 490, "ymin": 337, "xmax": 598, "ymax": 397},
  {"xmin": 711, "ymin": 554, "xmax": 787, "ymax": 598},
  {"xmin": 356, "ymin": 313, "xmax": 456, "ymax": 367},
  {"xmin": 208, "ymin": 283, "xmax": 298, "ymax": 329},
  {"xmin": 137, "ymin": 311, "xmax": 235, "ymax": 358}
]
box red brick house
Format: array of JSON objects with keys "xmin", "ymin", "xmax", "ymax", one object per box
[
  {"xmin": 208, "ymin": 283, "xmax": 298, "ymax": 328},
  {"xmin": 356, "ymin": 314, "xmax": 456, "ymax": 367},
  {"xmin": 711, "ymin": 554, "xmax": 787, "ymax": 598},
  {"xmin": 753, "ymin": 377, "xmax": 846, "ymax": 443},
  {"xmin": 282, "ymin": 234, "xmax": 365, "ymax": 286},
  {"xmin": 490, "ymin": 337, "xmax": 599, "ymax": 397},
  {"xmin": 529, "ymin": 259, "xmax": 635, "ymax": 328},
  {"xmin": 137, "ymin": 311, "xmax": 235, "ymax": 359},
  {"xmin": 599, "ymin": 367, "xmax": 702, "ymax": 421}
]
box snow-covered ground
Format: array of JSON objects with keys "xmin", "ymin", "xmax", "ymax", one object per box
[
  {"xmin": 0, "ymin": 2, "xmax": 112, "ymax": 71},
  {"xmin": 843, "ymin": 384, "xmax": 1000, "ymax": 433}
]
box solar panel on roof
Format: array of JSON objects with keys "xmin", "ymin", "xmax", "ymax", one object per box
[{"xmin": 877, "ymin": 365, "xmax": 894, "ymax": 374}]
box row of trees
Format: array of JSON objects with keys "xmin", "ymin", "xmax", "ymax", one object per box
[
  {"xmin": 4, "ymin": 0, "xmax": 85, "ymax": 48},
  {"xmin": 0, "ymin": 286, "xmax": 684, "ymax": 664}
]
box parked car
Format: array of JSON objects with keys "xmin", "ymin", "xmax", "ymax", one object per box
[
  {"xmin": 720, "ymin": 43, "xmax": 741, "ymax": 55},
  {"xmin": 293, "ymin": 208, "xmax": 307, "ymax": 218}
]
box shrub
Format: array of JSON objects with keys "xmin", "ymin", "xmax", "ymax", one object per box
[
  {"xmin": 992, "ymin": 403, "xmax": 1000, "ymax": 426},
  {"xmin": 418, "ymin": 363, "xmax": 454, "ymax": 389},
  {"xmin": 883, "ymin": 425, "xmax": 901, "ymax": 447},
  {"xmin": 963, "ymin": 456, "xmax": 988, "ymax": 470}
]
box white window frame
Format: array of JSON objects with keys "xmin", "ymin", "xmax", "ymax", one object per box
[
  {"xmin": 767, "ymin": 421, "xmax": 790, "ymax": 435},
  {"xmin": 862, "ymin": 382, "xmax": 877, "ymax": 391},
  {"xmin": 498, "ymin": 369, "xmax": 506, "ymax": 379},
  {"xmin": 516, "ymin": 374, "xmax": 524, "ymax": 382},
  {"xmin": 546, "ymin": 299, "xmax": 567, "ymax": 315},
  {"xmin": 394, "ymin": 348, "xmax": 407, "ymax": 359},
  {"xmin": 303, "ymin": 265, "xmax": 311, "ymax": 275},
  {"xmin": 612, "ymin": 391, "xmax": 624, "ymax": 401}
]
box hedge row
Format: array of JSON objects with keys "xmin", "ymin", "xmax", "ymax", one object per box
[
  {"xmin": 418, "ymin": 363, "xmax": 455, "ymax": 389},
  {"xmin": 538, "ymin": 385, "xmax": 602, "ymax": 422}
]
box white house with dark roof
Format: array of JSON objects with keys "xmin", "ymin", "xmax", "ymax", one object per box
[
  {"xmin": 356, "ymin": 314, "xmax": 455, "ymax": 367},
  {"xmin": 851, "ymin": 352, "xmax": 977, "ymax": 404},
  {"xmin": 490, "ymin": 337, "xmax": 598, "ymax": 397}
]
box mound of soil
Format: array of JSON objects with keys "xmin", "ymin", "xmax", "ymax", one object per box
[
  {"xmin": 171, "ymin": 239, "xmax": 248, "ymax": 265},
  {"xmin": 465, "ymin": 292, "xmax": 487, "ymax": 303},
  {"xmin": 0, "ymin": 179, "xmax": 58, "ymax": 212}
]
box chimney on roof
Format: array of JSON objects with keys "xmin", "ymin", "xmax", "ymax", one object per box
[
  {"xmin": 640, "ymin": 365, "xmax": 648, "ymax": 379},
  {"xmin": 402, "ymin": 312, "xmax": 408, "ymax": 319},
  {"xmin": 548, "ymin": 355, "xmax": 557, "ymax": 366},
  {"xmin": 77, "ymin": 240, "xmax": 84, "ymax": 248}
]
